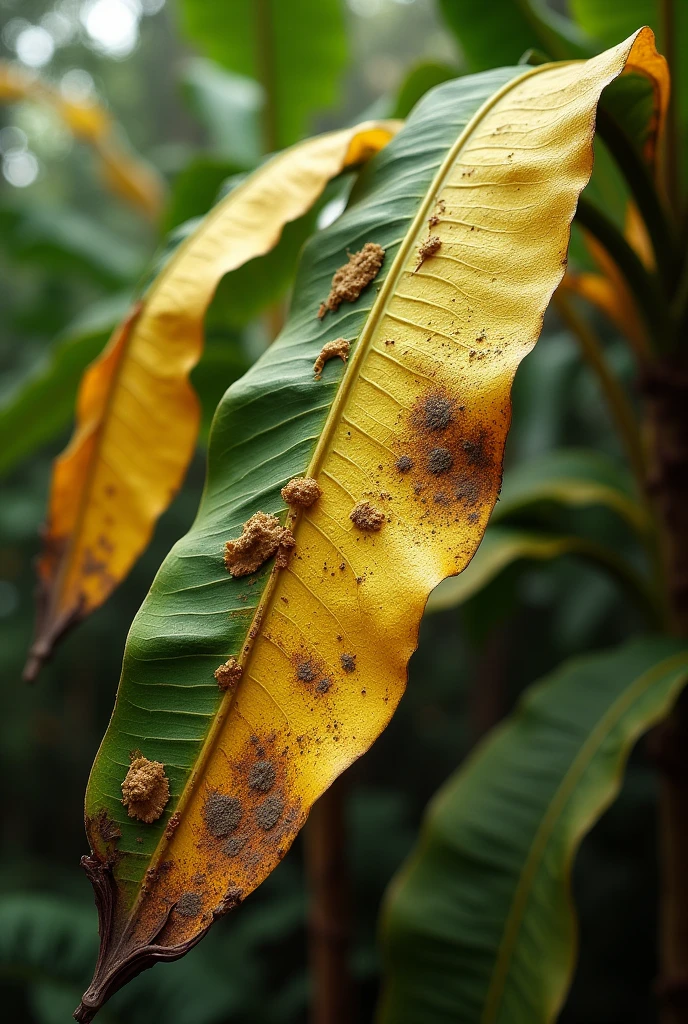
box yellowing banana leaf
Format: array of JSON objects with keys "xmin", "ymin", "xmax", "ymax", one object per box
[
  {"xmin": 24, "ymin": 121, "xmax": 398, "ymax": 682},
  {"xmin": 75, "ymin": 31, "xmax": 664, "ymax": 1020},
  {"xmin": 378, "ymin": 638, "xmax": 688, "ymax": 1024},
  {"xmin": 0, "ymin": 60, "xmax": 165, "ymax": 220}
]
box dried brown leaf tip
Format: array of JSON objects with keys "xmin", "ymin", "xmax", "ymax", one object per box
[
  {"xmin": 318, "ymin": 242, "xmax": 385, "ymax": 318},
  {"xmin": 350, "ymin": 500, "xmax": 384, "ymax": 532},
  {"xmin": 214, "ymin": 656, "xmax": 242, "ymax": 691},
  {"xmin": 281, "ymin": 476, "xmax": 322, "ymax": 507},
  {"xmin": 121, "ymin": 755, "xmax": 170, "ymax": 824},
  {"xmin": 414, "ymin": 234, "xmax": 441, "ymax": 272},
  {"xmin": 313, "ymin": 338, "xmax": 350, "ymax": 380},
  {"xmin": 224, "ymin": 512, "xmax": 296, "ymax": 577}
]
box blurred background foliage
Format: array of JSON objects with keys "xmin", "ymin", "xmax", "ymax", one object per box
[{"xmin": 0, "ymin": 1, "xmax": 661, "ymax": 1021}]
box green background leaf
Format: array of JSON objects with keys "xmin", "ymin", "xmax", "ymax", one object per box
[
  {"xmin": 177, "ymin": 0, "xmax": 348, "ymax": 149},
  {"xmin": 378, "ymin": 638, "xmax": 688, "ymax": 1024}
]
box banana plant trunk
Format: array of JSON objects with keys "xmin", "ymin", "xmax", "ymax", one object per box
[{"xmin": 644, "ymin": 354, "xmax": 688, "ymax": 1023}]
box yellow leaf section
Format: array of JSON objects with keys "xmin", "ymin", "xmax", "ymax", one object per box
[
  {"xmin": 0, "ymin": 60, "xmax": 164, "ymax": 219},
  {"xmin": 23, "ymin": 121, "xmax": 400, "ymax": 681},
  {"xmin": 128, "ymin": 30, "xmax": 663, "ymax": 946}
]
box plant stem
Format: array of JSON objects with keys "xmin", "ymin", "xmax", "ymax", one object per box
[
  {"xmin": 554, "ymin": 292, "xmax": 646, "ymax": 491},
  {"xmin": 575, "ymin": 196, "xmax": 672, "ymax": 352},
  {"xmin": 595, "ymin": 106, "xmax": 677, "ymax": 285},
  {"xmin": 304, "ymin": 775, "xmax": 353, "ymax": 1024}
]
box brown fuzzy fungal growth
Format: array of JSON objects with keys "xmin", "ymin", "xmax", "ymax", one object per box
[
  {"xmin": 175, "ymin": 892, "xmax": 203, "ymax": 917},
  {"xmin": 255, "ymin": 793, "xmax": 284, "ymax": 831},
  {"xmin": 414, "ymin": 234, "xmax": 442, "ymax": 272},
  {"xmin": 203, "ymin": 791, "xmax": 243, "ymax": 838},
  {"xmin": 395, "ymin": 455, "xmax": 413, "ymax": 473},
  {"xmin": 428, "ymin": 447, "xmax": 454, "ymax": 475},
  {"xmin": 318, "ymin": 242, "xmax": 385, "ymax": 318},
  {"xmin": 214, "ymin": 656, "xmax": 242, "ymax": 691},
  {"xmin": 297, "ymin": 660, "xmax": 317, "ymax": 683},
  {"xmin": 248, "ymin": 760, "xmax": 276, "ymax": 792},
  {"xmin": 313, "ymin": 338, "xmax": 351, "ymax": 379},
  {"xmin": 350, "ymin": 500, "xmax": 385, "ymax": 532},
  {"xmin": 424, "ymin": 394, "xmax": 452, "ymax": 431},
  {"xmin": 340, "ymin": 653, "xmax": 356, "ymax": 673},
  {"xmin": 224, "ymin": 512, "xmax": 295, "ymax": 577},
  {"xmin": 121, "ymin": 755, "xmax": 170, "ymax": 824},
  {"xmin": 281, "ymin": 476, "xmax": 322, "ymax": 507}
]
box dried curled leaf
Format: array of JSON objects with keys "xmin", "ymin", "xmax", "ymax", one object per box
[{"xmin": 23, "ymin": 120, "xmax": 399, "ymax": 681}]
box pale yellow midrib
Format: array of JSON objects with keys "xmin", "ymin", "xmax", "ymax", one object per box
[{"xmin": 123, "ymin": 58, "xmax": 570, "ymax": 933}]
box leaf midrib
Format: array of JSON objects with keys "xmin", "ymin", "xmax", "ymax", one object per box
[
  {"xmin": 124, "ymin": 58, "xmax": 570, "ymax": 929},
  {"xmin": 481, "ymin": 650, "xmax": 688, "ymax": 1023}
]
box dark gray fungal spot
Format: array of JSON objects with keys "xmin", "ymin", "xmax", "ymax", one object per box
[
  {"xmin": 428, "ymin": 447, "xmax": 453, "ymax": 475},
  {"xmin": 395, "ymin": 455, "xmax": 413, "ymax": 473},
  {"xmin": 248, "ymin": 760, "xmax": 276, "ymax": 793},
  {"xmin": 297, "ymin": 661, "xmax": 317, "ymax": 683},
  {"xmin": 203, "ymin": 791, "xmax": 243, "ymax": 838},
  {"xmin": 316, "ymin": 678, "xmax": 331, "ymax": 694},
  {"xmin": 340, "ymin": 653, "xmax": 356, "ymax": 673},
  {"xmin": 223, "ymin": 836, "xmax": 247, "ymax": 857},
  {"xmin": 255, "ymin": 794, "xmax": 284, "ymax": 831},
  {"xmin": 456, "ymin": 477, "xmax": 480, "ymax": 505},
  {"xmin": 175, "ymin": 891, "xmax": 202, "ymax": 917},
  {"xmin": 424, "ymin": 395, "xmax": 452, "ymax": 431}
]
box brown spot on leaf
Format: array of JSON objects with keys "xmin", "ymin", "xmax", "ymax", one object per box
[
  {"xmin": 317, "ymin": 678, "xmax": 331, "ymax": 694},
  {"xmin": 414, "ymin": 234, "xmax": 441, "ymax": 272},
  {"xmin": 93, "ymin": 809, "xmax": 121, "ymax": 844},
  {"xmin": 350, "ymin": 501, "xmax": 384, "ymax": 531},
  {"xmin": 428, "ymin": 448, "xmax": 453, "ymax": 475},
  {"xmin": 318, "ymin": 242, "xmax": 385, "ymax": 318},
  {"xmin": 175, "ymin": 892, "xmax": 202, "ymax": 917},
  {"xmin": 255, "ymin": 793, "xmax": 284, "ymax": 831},
  {"xmin": 297, "ymin": 660, "xmax": 318, "ymax": 683},
  {"xmin": 313, "ymin": 338, "xmax": 351, "ymax": 379},
  {"xmin": 164, "ymin": 812, "xmax": 181, "ymax": 839},
  {"xmin": 214, "ymin": 656, "xmax": 242, "ymax": 691},
  {"xmin": 224, "ymin": 512, "xmax": 295, "ymax": 577},
  {"xmin": 340, "ymin": 653, "xmax": 356, "ymax": 673},
  {"xmin": 423, "ymin": 394, "xmax": 452, "ymax": 431},
  {"xmin": 396, "ymin": 455, "xmax": 413, "ymax": 473},
  {"xmin": 203, "ymin": 791, "xmax": 242, "ymax": 838},
  {"xmin": 121, "ymin": 755, "xmax": 169, "ymax": 824},
  {"xmin": 281, "ymin": 476, "xmax": 322, "ymax": 507},
  {"xmin": 248, "ymin": 760, "xmax": 276, "ymax": 793},
  {"xmin": 223, "ymin": 836, "xmax": 246, "ymax": 857}
]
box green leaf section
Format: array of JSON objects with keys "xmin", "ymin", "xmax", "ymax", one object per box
[
  {"xmin": 493, "ymin": 448, "xmax": 648, "ymax": 534},
  {"xmin": 84, "ymin": 67, "xmax": 527, "ymax": 896},
  {"xmin": 178, "ymin": 0, "xmax": 348, "ymax": 149},
  {"xmin": 571, "ymin": 0, "xmax": 687, "ymax": 175},
  {"xmin": 0, "ymin": 295, "xmax": 130, "ymax": 479},
  {"xmin": 426, "ymin": 525, "xmax": 654, "ymax": 618},
  {"xmin": 0, "ymin": 206, "xmax": 146, "ymax": 288},
  {"xmin": 393, "ymin": 62, "xmax": 460, "ymax": 119},
  {"xmin": 180, "ymin": 58, "xmax": 264, "ymax": 168},
  {"xmin": 378, "ymin": 637, "xmax": 688, "ymax": 1024},
  {"xmin": 0, "ymin": 891, "xmax": 256, "ymax": 1024},
  {"xmin": 438, "ymin": 0, "xmax": 591, "ymax": 71}
]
